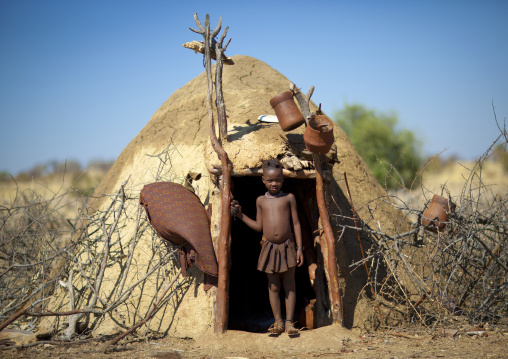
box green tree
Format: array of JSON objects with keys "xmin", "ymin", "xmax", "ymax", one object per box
[
  {"xmin": 334, "ymin": 103, "xmax": 423, "ymax": 189},
  {"xmin": 0, "ymin": 171, "xmax": 11, "ymax": 182}
]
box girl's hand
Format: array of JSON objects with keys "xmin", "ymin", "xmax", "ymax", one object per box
[
  {"xmin": 231, "ymin": 200, "xmax": 242, "ymax": 217},
  {"xmin": 296, "ymin": 248, "xmax": 304, "ymax": 267}
]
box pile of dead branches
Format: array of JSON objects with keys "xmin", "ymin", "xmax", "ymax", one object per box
[
  {"xmin": 0, "ymin": 145, "xmax": 190, "ymax": 346},
  {"xmin": 51, "ymin": 180, "xmax": 185, "ymax": 340},
  {"xmin": 342, "ymin": 128, "xmax": 507, "ymax": 330},
  {"xmin": 0, "ymin": 183, "xmax": 79, "ymax": 331}
]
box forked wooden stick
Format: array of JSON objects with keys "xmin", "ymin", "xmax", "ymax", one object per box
[
  {"xmin": 292, "ymin": 83, "xmax": 343, "ymax": 325},
  {"xmin": 190, "ymin": 13, "xmax": 233, "ymax": 334}
]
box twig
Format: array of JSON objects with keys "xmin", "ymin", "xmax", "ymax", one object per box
[
  {"xmin": 388, "ymin": 332, "xmax": 432, "ymax": 340},
  {"xmin": 115, "ymin": 204, "xmax": 142, "ymax": 301},
  {"xmin": 107, "ymin": 267, "xmax": 182, "ymax": 345},
  {"xmin": 0, "ymin": 339, "xmax": 92, "ymax": 351},
  {"xmin": 471, "ymin": 233, "xmax": 508, "ymax": 272}
]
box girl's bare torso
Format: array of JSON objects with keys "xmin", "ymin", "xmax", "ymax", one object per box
[{"xmin": 258, "ymin": 194, "xmax": 293, "ymax": 244}]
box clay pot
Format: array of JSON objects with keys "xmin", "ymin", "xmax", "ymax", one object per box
[
  {"xmin": 303, "ymin": 115, "xmax": 334, "ymax": 154},
  {"xmin": 269, "ymin": 91, "xmax": 305, "ymax": 131},
  {"xmin": 422, "ymin": 195, "xmax": 453, "ymax": 232}
]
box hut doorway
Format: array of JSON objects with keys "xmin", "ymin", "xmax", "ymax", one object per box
[{"xmin": 228, "ymin": 176, "xmax": 317, "ymax": 332}]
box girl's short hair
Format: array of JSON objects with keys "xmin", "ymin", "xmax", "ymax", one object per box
[{"xmin": 262, "ymin": 159, "xmax": 282, "ymax": 171}]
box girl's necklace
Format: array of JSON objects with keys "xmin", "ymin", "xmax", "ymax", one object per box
[{"xmin": 265, "ymin": 191, "xmax": 284, "ymax": 199}]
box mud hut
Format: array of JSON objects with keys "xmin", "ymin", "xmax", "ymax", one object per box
[{"xmin": 49, "ymin": 55, "xmax": 408, "ymax": 338}]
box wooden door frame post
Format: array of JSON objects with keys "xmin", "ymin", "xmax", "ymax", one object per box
[
  {"xmin": 293, "ymin": 84, "xmax": 343, "ymax": 325},
  {"xmin": 190, "ymin": 13, "xmax": 233, "ymax": 334}
]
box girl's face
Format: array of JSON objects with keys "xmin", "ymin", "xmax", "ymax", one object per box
[{"xmin": 262, "ymin": 168, "xmax": 284, "ymax": 195}]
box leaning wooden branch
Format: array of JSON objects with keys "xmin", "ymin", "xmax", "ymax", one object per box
[
  {"xmin": 190, "ymin": 13, "xmax": 233, "ymax": 334},
  {"xmin": 292, "ymin": 82, "xmax": 343, "ymax": 325},
  {"xmin": 0, "ymin": 308, "xmax": 27, "ymax": 332}
]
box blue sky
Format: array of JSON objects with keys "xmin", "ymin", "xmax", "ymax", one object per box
[{"xmin": 1, "ymin": 0, "xmax": 507, "ymax": 175}]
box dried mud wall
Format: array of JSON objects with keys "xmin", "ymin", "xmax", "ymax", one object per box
[
  {"xmin": 51, "ymin": 55, "xmax": 411, "ymax": 337},
  {"xmin": 51, "ymin": 56, "xmax": 302, "ymax": 337}
]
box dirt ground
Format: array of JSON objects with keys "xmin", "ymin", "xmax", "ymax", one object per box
[{"xmin": 1, "ymin": 325, "xmax": 507, "ymax": 359}]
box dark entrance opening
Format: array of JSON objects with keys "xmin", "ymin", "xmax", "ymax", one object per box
[{"xmin": 228, "ymin": 175, "xmax": 317, "ymax": 332}]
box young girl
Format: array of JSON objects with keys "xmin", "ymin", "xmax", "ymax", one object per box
[{"xmin": 232, "ymin": 159, "xmax": 304, "ymax": 335}]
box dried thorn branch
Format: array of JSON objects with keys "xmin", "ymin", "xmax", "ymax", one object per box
[
  {"xmin": 107, "ymin": 267, "xmax": 182, "ymax": 346},
  {"xmin": 115, "ymin": 204, "xmax": 142, "ymax": 301}
]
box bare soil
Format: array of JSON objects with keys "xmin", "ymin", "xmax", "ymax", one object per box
[{"xmin": 2, "ymin": 325, "xmax": 507, "ymax": 359}]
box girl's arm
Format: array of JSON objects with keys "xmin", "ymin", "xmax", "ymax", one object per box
[
  {"xmin": 233, "ymin": 197, "xmax": 263, "ymax": 232},
  {"xmin": 289, "ymin": 194, "xmax": 304, "ymax": 266}
]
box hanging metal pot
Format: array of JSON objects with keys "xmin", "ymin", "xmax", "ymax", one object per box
[
  {"xmin": 270, "ymin": 91, "xmax": 305, "ymax": 131},
  {"xmin": 303, "ymin": 115, "xmax": 334, "ymax": 155}
]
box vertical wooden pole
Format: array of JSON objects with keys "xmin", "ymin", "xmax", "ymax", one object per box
[
  {"xmin": 190, "ymin": 13, "xmax": 233, "ymax": 334},
  {"xmin": 293, "ymin": 85, "xmax": 343, "ymax": 325},
  {"xmin": 314, "ymin": 156, "xmax": 343, "ymax": 325}
]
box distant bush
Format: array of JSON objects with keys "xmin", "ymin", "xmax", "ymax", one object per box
[
  {"xmin": 421, "ymin": 154, "xmax": 459, "ymax": 173},
  {"xmin": 0, "ymin": 171, "xmax": 10, "ymax": 182},
  {"xmin": 51, "ymin": 160, "xmax": 82, "ymax": 174},
  {"xmin": 87, "ymin": 159, "xmax": 114, "ymax": 173},
  {"xmin": 2, "ymin": 160, "xmax": 113, "ymax": 197},
  {"xmin": 334, "ymin": 103, "xmax": 423, "ymax": 189}
]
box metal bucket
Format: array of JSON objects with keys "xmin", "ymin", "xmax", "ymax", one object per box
[
  {"xmin": 269, "ymin": 91, "xmax": 305, "ymax": 131},
  {"xmin": 303, "ymin": 115, "xmax": 334, "ymax": 154}
]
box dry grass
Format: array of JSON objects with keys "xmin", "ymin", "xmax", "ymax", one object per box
[{"xmin": 391, "ymin": 159, "xmax": 507, "ymax": 218}]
